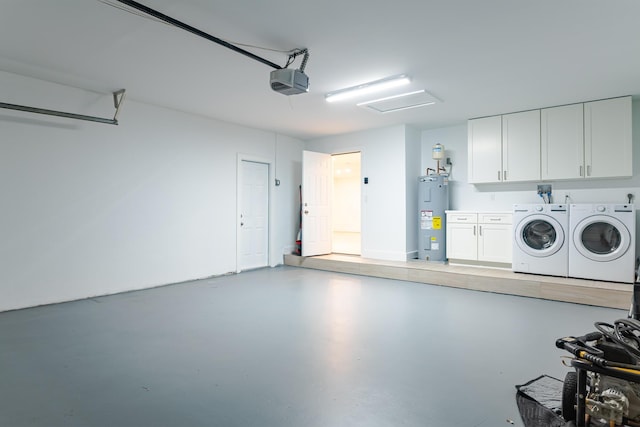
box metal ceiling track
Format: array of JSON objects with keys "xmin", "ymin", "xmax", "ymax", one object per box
[
  {"xmin": 115, "ymin": 0, "xmax": 284, "ymax": 70},
  {"xmin": 0, "ymin": 89, "xmax": 127, "ymax": 125}
]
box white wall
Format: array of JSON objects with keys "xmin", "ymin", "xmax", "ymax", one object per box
[
  {"xmin": 305, "ymin": 125, "xmax": 411, "ymax": 261},
  {"xmin": 421, "ymin": 100, "xmax": 640, "ymax": 252},
  {"xmin": 0, "ymin": 70, "xmax": 303, "ymax": 312}
]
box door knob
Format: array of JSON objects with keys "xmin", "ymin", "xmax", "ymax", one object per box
[
  {"xmin": 240, "ymin": 222, "xmax": 244, "ymax": 226},
  {"xmin": 304, "ymin": 210, "xmax": 309, "ymax": 214}
]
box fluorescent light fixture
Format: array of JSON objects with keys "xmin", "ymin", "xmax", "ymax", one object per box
[{"xmin": 325, "ymin": 74, "xmax": 410, "ymax": 103}]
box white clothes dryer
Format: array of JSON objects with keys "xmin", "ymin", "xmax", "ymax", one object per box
[
  {"xmin": 568, "ymin": 204, "xmax": 636, "ymax": 283},
  {"xmin": 513, "ymin": 204, "xmax": 569, "ymax": 277}
]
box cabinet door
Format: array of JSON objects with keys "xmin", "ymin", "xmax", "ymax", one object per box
[
  {"xmin": 502, "ymin": 110, "xmax": 540, "ymax": 182},
  {"xmin": 446, "ymin": 223, "xmax": 477, "ymax": 260},
  {"xmin": 468, "ymin": 116, "xmax": 502, "ymax": 183},
  {"xmin": 477, "ymin": 224, "xmax": 512, "ymax": 263},
  {"xmin": 541, "ymin": 103, "xmax": 584, "ymax": 180},
  {"xmin": 584, "ymin": 96, "xmax": 632, "ymax": 178}
]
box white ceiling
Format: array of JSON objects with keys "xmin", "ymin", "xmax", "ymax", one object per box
[{"xmin": 1, "ymin": 0, "xmax": 640, "ymax": 140}]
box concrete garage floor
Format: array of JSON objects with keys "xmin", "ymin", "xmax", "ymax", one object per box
[{"xmin": 0, "ymin": 266, "xmax": 627, "ymax": 427}]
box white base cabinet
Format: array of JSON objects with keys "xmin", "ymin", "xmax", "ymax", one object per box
[
  {"xmin": 446, "ymin": 213, "xmax": 478, "ymax": 260},
  {"xmin": 446, "ymin": 211, "xmax": 512, "ymax": 265}
]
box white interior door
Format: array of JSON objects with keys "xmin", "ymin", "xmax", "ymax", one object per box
[
  {"xmin": 302, "ymin": 150, "xmax": 332, "ymax": 256},
  {"xmin": 239, "ymin": 160, "xmax": 269, "ymax": 270}
]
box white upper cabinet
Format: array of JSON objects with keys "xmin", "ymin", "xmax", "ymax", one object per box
[
  {"xmin": 471, "ymin": 96, "xmax": 632, "ymax": 184},
  {"xmin": 468, "ymin": 111, "xmax": 540, "ymax": 184},
  {"xmin": 542, "ymin": 97, "xmax": 632, "ymax": 180},
  {"xmin": 468, "ymin": 115, "xmax": 502, "ymax": 184},
  {"xmin": 502, "ymin": 110, "xmax": 540, "ymax": 182},
  {"xmin": 541, "ymin": 103, "xmax": 584, "ymax": 180},
  {"xmin": 584, "ymin": 96, "xmax": 632, "ymax": 179}
]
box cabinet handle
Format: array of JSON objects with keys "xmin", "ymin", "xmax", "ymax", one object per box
[
  {"xmin": 479, "ymin": 225, "xmax": 483, "ymax": 236},
  {"xmin": 473, "ymin": 225, "xmax": 476, "ymax": 236},
  {"xmin": 579, "ymin": 165, "xmax": 583, "ymax": 177},
  {"xmin": 504, "ymin": 170, "xmax": 507, "ymax": 181},
  {"xmin": 498, "ymin": 171, "xmax": 501, "ymax": 181},
  {"xmin": 587, "ymin": 165, "xmax": 591, "ymax": 176}
]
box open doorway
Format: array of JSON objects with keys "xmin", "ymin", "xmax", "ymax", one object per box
[{"xmin": 331, "ymin": 152, "xmax": 361, "ymax": 255}]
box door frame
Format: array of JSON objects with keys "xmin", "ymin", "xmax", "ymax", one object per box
[{"xmin": 236, "ymin": 154, "xmax": 274, "ymax": 273}]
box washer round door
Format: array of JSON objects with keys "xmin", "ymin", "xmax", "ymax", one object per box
[
  {"xmin": 515, "ymin": 214, "xmax": 565, "ymax": 257},
  {"xmin": 573, "ymin": 215, "xmax": 631, "ymax": 262}
]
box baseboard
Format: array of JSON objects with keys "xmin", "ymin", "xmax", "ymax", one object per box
[
  {"xmin": 405, "ymin": 250, "xmax": 419, "ymax": 261},
  {"xmin": 360, "ymin": 249, "xmax": 409, "ymax": 262},
  {"xmin": 447, "ymin": 259, "xmax": 512, "ymax": 269}
]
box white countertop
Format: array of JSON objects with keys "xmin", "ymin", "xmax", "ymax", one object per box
[{"xmin": 445, "ymin": 210, "xmax": 512, "ymax": 215}]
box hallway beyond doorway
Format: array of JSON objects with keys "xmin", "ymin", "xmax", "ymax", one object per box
[{"xmin": 332, "ymin": 152, "xmax": 361, "ymax": 255}]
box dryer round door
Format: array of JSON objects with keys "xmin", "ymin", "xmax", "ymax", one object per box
[
  {"xmin": 572, "ymin": 215, "xmax": 631, "ymax": 262},
  {"xmin": 515, "ymin": 214, "xmax": 565, "ymax": 257}
]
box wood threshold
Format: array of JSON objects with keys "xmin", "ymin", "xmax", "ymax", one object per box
[{"xmin": 283, "ymin": 254, "xmax": 632, "ymax": 310}]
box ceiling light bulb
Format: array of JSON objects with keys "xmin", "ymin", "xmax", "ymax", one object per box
[{"xmin": 325, "ymin": 74, "xmax": 411, "ymax": 103}]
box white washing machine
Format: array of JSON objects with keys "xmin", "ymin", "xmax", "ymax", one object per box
[
  {"xmin": 568, "ymin": 204, "xmax": 636, "ymax": 283},
  {"xmin": 513, "ymin": 204, "xmax": 569, "ymax": 277}
]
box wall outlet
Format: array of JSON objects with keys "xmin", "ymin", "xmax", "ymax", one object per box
[{"xmin": 537, "ymin": 184, "xmax": 552, "ymax": 194}]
